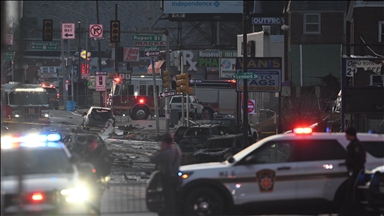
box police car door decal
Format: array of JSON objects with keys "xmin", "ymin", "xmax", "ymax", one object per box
[{"xmin": 256, "ymin": 169, "xmax": 276, "ymax": 192}]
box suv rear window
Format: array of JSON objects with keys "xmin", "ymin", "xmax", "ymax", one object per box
[
  {"xmin": 185, "ymin": 128, "xmax": 209, "ymax": 136},
  {"xmin": 362, "ymin": 141, "xmax": 384, "ymax": 158},
  {"xmin": 91, "ymin": 109, "xmax": 113, "ymax": 120},
  {"xmin": 44, "ymin": 88, "xmax": 57, "ymax": 94},
  {"xmin": 171, "ymin": 97, "xmax": 187, "ymax": 103}
]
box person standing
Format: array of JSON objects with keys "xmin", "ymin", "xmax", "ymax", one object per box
[
  {"xmin": 150, "ymin": 133, "xmax": 182, "ymax": 216},
  {"xmin": 339, "ymin": 127, "xmax": 366, "ymax": 216}
]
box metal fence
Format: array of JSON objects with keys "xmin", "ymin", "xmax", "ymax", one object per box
[{"xmin": 100, "ymin": 182, "xmax": 148, "ymax": 214}]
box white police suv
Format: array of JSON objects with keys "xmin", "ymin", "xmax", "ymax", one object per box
[
  {"xmin": 153, "ymin": 128, "xmax": 384, "ymax": 215},
  {"xmin": 1, "ymin": 133, "xmax": 98, "ymax": 215}
]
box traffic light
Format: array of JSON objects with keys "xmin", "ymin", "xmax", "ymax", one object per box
[
  {"xmin": 176, "ymin": 73, "xmax": 194, "ymax": 94},
  {"xmin": 162, "ymin": 70, "xmax": 171, "ymax": 89},
  {"xmin": 42, "ymin": 19, "xmax": 53, "ymax": 41},
  {"xmin": 110, "ymin": 20, "xmax": 120, "ymax": 43},
  {"xmin": 98, "ymin": 76, "xmax": 103, "ymax": 85}
]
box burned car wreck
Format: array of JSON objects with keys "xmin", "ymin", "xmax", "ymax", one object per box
[{"xmin": 193, "ymin": 134, "xmax": 255, "ymax": 163}]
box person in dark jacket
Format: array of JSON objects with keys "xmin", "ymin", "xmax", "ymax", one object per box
[
  {"xmin": 339, "ymin": 127, "xmax": 366, "ymax": 216},
  {"xmin": 150, "ymin": 133, "xmax": 182, "ymax": 216},
  {"xmin": 83, "ymin": 136, "xmax": 112, "ymax": 178}
]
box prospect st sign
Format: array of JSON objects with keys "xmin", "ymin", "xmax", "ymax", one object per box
[{"xmin": 30, "ymin": 42, "xmax": 59, "ymax": 50}]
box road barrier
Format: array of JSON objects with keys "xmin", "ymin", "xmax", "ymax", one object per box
[{"xmin": 100, "ymin": 182, "xmax": 148, "ymax": 213}]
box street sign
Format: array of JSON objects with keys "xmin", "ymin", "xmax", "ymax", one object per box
[
  {"xmin": 145, "ymin": 51, "xmax": 160, "ymax": 57},
  {"xmin": 160, "ymin": 91, "xmax": 176, "ymax": 98},
  {"xmin": 131, "ymin": 34, "xmax": 162, "ymax": 42},
  {"xmin": 144, "ymin": 46, "xmax": 160, "ymax": 52},
  {"xmin": 6, "ymin": 34, "xmax": 13, "ymax": 45},
  {"xmin": 30, "ymin": 42, "xmax": 59, "ymax": 50},
  {"xmin": 95, "ymin": 71, "xmax": 108, "ymax": 76},
  {"xmin": 232, "ymin": 72, "xmax": 258, "ymax": 79},
  {"xmin": 95, "ymin": 75, "xmax": 106, "ymax": 91},
  {"xmin": 248, "ymin": 99, "xmax": 255, "ymax": 114},
  {"xmin": 4, "ymin": 52, "xmax": 14, "ymax": 60},
  {"xmin": 190, "ymin": 79, "xmax": 202, "ymax": 84},
  {"xmin": 89, "ymin": 24, "xmax": 103, "ymax": 38},
  {"xmin": 62, "ymin": 23, "xmax": 75, "ymax": 39}
]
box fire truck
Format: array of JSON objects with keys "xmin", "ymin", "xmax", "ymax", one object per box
[
  {"xmin": 193, "ymin": 80, "xmax": 237, "ymax": 120},
  {"xmin": 107, "ymin": 76, "xmax": 165, "ymax": 120},
  {"xmin": 107, "ymin": 76, "xmax": 238, "ymax": 120},
  {"xmin": 1, "ymin": 82, "xmax": 51, "ymax": 128}
]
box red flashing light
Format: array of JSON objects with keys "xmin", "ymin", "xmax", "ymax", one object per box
[
  {"xmin": 92, "ymin": 168, "xmax": 96, "ymax": 173},
  {"xmin": 31, "ymin": 192, "xmax": 44, "ymax": 202},
  {"xmin": 41, "ymin": 84, "xmax": 46, "ymax": 87},
  {"xmin": 294, "ymin": 127, "xmax": 312, "ymax": 134},
  {"xmin": 139, "ymin": 99, "xmax": 144, "ymax": 104},
  {"xmin": 231, "ymin": 79, "xmax": 236, "ymax": 83},
  {"xmin": 56, "ymin": 93, "xmax": 60, "ymax": 99},
  {"xmin": 66, "ymin": 80, "xmax": 69, "ymax": 84},
  {"xmin": 114, "ymin": 77, "xmax": 121, "ymax": 83}
]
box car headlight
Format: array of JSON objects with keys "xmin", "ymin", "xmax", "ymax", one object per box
[
  {"xmin": 12, "ymin": 111, "xmax": 20, "ymax": 117},
  {"xmin": 60, "ymin": 184, "xmax": 89, "ymax": 202},
  {"xmin": 41, "ymin": 110, "xmax": 49, "ymax": 118}
]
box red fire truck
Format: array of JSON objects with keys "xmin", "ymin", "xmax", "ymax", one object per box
[
  {"xmin": 1, "ymin": 82, "xmax": 51, "ymax": 128},
  {"xmin": 107, "ymin": 76, "xmax": 165, "ymax": 120}
]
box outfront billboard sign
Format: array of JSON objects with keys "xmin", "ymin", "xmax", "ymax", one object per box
[{"xmin": 163, "ymin": 1, "xmax": 243, "ymax": 14}]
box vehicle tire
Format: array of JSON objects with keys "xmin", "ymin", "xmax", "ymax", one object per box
[
  {"xmin": 202, "ymin": 108, "xmax": 214, "ymax": 120},
  {"xmin": 183, "ymin": 187, "xmax": 224, "ymax": 216},
  {"xmin": 131, "ymin": 106, "xmax": 149, "ymax": 120}
]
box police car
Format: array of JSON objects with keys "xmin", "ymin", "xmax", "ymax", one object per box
[
  {"xmin": 147, "ymin": 128, "xmax": 384, "ymax": 215},
  {"xmin": 1, "ymin": 133, "xmax": 99, "ymax": 215}
]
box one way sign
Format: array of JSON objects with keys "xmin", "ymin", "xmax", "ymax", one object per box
[{"xmin": 62, "ymin": 23, "xmax": 75, "ymax": 39}]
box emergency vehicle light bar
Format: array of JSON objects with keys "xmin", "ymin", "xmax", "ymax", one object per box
[
  {"xmin": 15, "ymin": 88, "xmax": 45, "ymax": 92},
  {"xmin": 1, "ymin": 133, "xmax": 61, "ymax": 149},
  {"xmin": 293, "ymin": 127, "xmax": 312, "ymax": 134}
]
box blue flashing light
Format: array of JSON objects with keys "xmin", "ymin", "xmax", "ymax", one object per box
[
  {"xmin": 47, "ymin": 133, "xmax": 61, "ymax": 142},
  {"xmin": 19, "ymin": 133, "xmax": 61, "ymax": 143},
  {"xmin": 178, "ymin": 172, "xmax": 182, "ymax": 177},
  {"xmin": 326, "ymin": 127, "xmax": 330, "ymax": 133}
]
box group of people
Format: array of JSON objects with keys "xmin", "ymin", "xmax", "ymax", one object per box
[{"xmin": 150, "ymin": 127, "xmax": 367, "ymax": 216}]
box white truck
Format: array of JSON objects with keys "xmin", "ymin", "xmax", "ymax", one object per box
[{"xmin": 195, "ymin": 87, "xmax": 237, "ymax": 120}]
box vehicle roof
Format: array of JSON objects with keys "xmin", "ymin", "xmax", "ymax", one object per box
[
  {"xmin": 207, "ymin": 134, "xmax": 251, "ymax": 140},
  {"xmin": 190, "ymin": 124, "xmax": 222, "ymax": 128},
  {"xmin": 90, "ymin": 106, "xmax": 111, "ymax": 110}
]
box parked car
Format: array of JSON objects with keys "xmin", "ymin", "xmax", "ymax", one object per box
[
  {"xmin": 209, "ymin": 118, "xmax": 259, "ymax": 140},
  {"xmin": 194, "ymin": 134, "xmax": 255, "ymax": 163},
  {"xmin": 169, "ymin": 95, "xmax": 204, "ymax": 119},
  {"xmin": 82, "ymin": 107, "xmax": 115, "ymax": 130},
  {"xmin": 178, "ymin": 124, "xmax": 236, "ymax": 165}
]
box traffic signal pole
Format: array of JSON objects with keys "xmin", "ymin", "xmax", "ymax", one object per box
[
  {"xmin": 165, "ymin": 28, "xmax": 170, "ymax": 133},
  {"xmin": 242, "ymin": 1, "xmax": 249, "ymax": 147},
  {"xmin": 181, "ymin": 53, "xmax": 185, "ymax": 126},
  {"xmin": 151, "ymin": 56, "xmax": 160, "ymax": 134}
]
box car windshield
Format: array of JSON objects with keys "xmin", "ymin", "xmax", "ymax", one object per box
[
  {"xmin": 9, "ymin": 91, "xmax": 48, "ymax": 105},
  {"xmin": 2, "ymin": 148, "xmax": 73, "ymax": 176},
  {"xmin": 90, "ymin": 108, "xmax": 113, "ymax": 121},
  {"xmin": 185, "ymin": 128, "xmax": 209, "ymax": 136}
]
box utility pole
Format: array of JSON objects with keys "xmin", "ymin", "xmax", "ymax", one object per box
[
  {"xmin": 77, "ymin": 21, "xmax": 81, "ymax": 102},
  {"xmin": 60, "ymin": 21, "xmax": 67, "ymax": 108},
  {"xmin": 165, "ymin": 28, "xmax": 170, "ymax": 133},
  {"xmin": 242, "ymin": 1, "xmax": 249, "ymax": 147},
  {"xmin": 96, "ymin": 0, "xmax": 102, "ymax": 105},
  {"xmin": 113, "ymin": 3, "xmax": 118, "ymax": 108},
  {"xmin": 181, "ymin": 53, "xmax": 185, "ymax": 126},
  {"xmin": 151, "ymin": 57, "xmax": 160, "ymax": 134}
]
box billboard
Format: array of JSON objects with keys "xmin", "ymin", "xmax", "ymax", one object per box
[
  {"xmin": 220, "ymin": 58, "xmax": 236, "ymax": 78},
  {"xmin": 163, "ymin": 1, "xmax": 243, "ymax": 14}
]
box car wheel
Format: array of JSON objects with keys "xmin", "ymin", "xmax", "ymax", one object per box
[
  {"xmin": 183, "ymin": 187, "xmax": 224, "ymax": 216},
  {"xmin": 131, "ymin": 106, "xmax": 149, "ymax": 120}
]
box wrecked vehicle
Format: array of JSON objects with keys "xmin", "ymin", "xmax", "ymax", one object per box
[
  {"xmin": 82, "ymin": 107, "xmax": 115, "ymax": 130},
  {"xmin": 193, "ymin": 134, "xmax": 255, "ymax": 163},
  {"xmin": 178, "ymin": 124, "xmax": 236, "ymax": 164},
  {"xmin": 209, "ymin": 118, "xmax": 259, "ymax": 141}
]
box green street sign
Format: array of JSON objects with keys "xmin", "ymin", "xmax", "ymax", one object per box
[
  {"xmin": 144, "ymin": 46, "xmax": 159, "ymax": 52},
  {"xmin": 30, "ymin": 42, "xmax": 59, "ymax": 50},
  {"xmin": 232, "ymin": 72, "xmax": 258, "ymax": 79},
  {"xmin": 131, "ymin": 34, "xmax": 162, "ymax": 42},
  {"xmin": 4, "ymin": 52, "xmax": 14, "ymax": 60}
]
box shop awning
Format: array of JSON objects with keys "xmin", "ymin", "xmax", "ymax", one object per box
[{"xmin": 147, "ymin": 60, "xmax": 165, "ymax": 74}]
